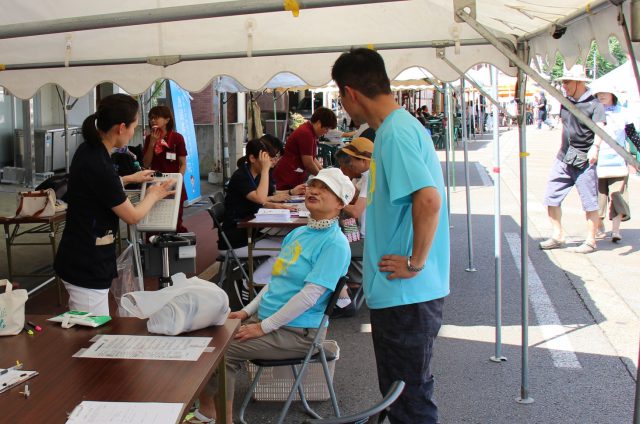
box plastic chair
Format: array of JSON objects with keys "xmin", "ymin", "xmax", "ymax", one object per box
[
  {"xmin": 303, "ymin": 380, "xmax": 405, "ymax": 424},
  {"xmin": 238, "ymin": 276, "xmax": 349, "ymax": 424}
]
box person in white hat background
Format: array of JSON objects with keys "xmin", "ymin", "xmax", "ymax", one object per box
[
  {"xmin": 590, "ymin": 80, "xmax": 636, "ymax": 243},
  {"xmin": 197, "ymin": 168, "xmax": 354, "ymax": 423},
  {"xmin": 540, "ymin": 64, "xmax": 606, "ymax": 254}
]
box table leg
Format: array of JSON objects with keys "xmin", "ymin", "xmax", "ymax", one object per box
[
  {"xmin": 49, "ymin": 222, "xmax": 63, "ymax": 306},
  {"xmin": 3, "ymin": 224, "xmax": 12, "ymax": 281},
  {"xmin": 246, "ymin": 228, "xmax": 255, "ymax": 301},
  {"xmin": 215, "ymin": 354, "xmax": 227, "ymax": 423}
]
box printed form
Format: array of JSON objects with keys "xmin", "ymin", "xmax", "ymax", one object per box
[{"xmin": 74, "ymin": 335, "xmax": 212, "ymax": 361}]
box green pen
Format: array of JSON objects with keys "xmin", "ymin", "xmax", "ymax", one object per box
[{"xmin": 23, "ymin": 327, "xmax": 34, "ymax": 336}]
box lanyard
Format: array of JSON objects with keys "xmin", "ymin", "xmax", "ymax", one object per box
[{"xmin": 244, "ymin": 163, "xmax": 259, "ymax": 188}]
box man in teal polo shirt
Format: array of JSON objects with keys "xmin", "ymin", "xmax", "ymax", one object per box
[{"xmin": 332, "ymin": 49, "xmax": 449, "ymax": 423}]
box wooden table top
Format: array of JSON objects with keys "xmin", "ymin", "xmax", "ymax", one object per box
[
  {"xmin": 0, "ymin": 211, "xmax": 66, "ymax": 225},
  {"xmin": 0, "ymin": 315, "xmax": 240, "ymax": 423}
]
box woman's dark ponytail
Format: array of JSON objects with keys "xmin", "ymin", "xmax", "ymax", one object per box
[
  {"xmin": 81, "ymin": 113, "xmax": 101, "ymax": 147},
  {"xmin": 82, "ymin": 94, "xmax": 139, "ymax": 147}
]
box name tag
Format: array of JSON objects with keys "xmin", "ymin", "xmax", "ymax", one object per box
[
  {"xmin": 95, "ymin": 234, "xmax": 115, "ymax": 246},
  {"xmin": 166, "ymin": 152, "xmax": 177, "ymax": 161}
]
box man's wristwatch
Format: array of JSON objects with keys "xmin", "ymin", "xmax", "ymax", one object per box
[{"xmin": 406, "ymin": 256, "xmax": 425, "ymax": 273}]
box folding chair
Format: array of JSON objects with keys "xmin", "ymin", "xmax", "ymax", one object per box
[
  {"xmin": 207, "ymin": 203, "xmax": 255, "ymax": 306},
  {"xmin": 348, "ymin": 242, "xmax": 365, "ymax": 312},
  {"xmin": 208, "ymin": 190, "xmax": 225, "ymax": 206},
  {"xmin": 238, "ymin": 276, "xmax": 349, "ymax": 424},
  {"xmin": 303, "ymin": 380, "xmax": 405, "ymax": 424}
]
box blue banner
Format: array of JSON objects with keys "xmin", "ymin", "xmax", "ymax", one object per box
[{"xmin": 169, "ymin": 80, "xmax": 201, "ymax": 203}]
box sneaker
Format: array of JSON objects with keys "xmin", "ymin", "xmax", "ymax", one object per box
[
  {"xmin": 331, "ymin": 301, "xmax": 357, "ymax": 319},
  {"xmin": 572, "ymin": 242, "xmax": 596, "ymax": 254},
  {"xmin": 539, "ymin": 238, "xmax": 565, "ymax": 250}
]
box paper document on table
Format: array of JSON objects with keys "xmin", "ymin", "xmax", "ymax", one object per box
[
  {"xmin": 251, "ymin": 208, "xmax": 291, "ymax": 223},
  {"xmin": 74, "ymin": 335, "xmax": 212, "ymax": 361},
  {"xmin": 66, "ymin": 401, "xmax": 183, "ymax": 424},
  {"xmin": 0, "ymin": 369, "xmax": 38, "ymax": 394}
]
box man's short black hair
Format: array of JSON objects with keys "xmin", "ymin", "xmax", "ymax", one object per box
[
  {"xmin": 310, "ymin": 107, "xmax": 337, "ymax": 129},
  {"xmin": 331, "ymin": 48, "xmax": 391, "ymax": 99}
]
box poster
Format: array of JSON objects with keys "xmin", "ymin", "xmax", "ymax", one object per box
[{"xmin": 169, "ymin": 80, "xmax": 201, "ymax": 204}]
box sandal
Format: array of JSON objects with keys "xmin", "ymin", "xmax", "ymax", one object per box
[
  {"xmin": 186, "ymin": 410, "xmax": 215, "ymax": 423},
  {"xmin": 611, "ymin": 233, "xmax": 622, "ymax": 243},
  {"xmin": 572, "ymin": 242, "xmax": 596, "ymax": 254},
  {"xmin": 539, "ymin": 238, "xmax": 565, "ymax": 250}
]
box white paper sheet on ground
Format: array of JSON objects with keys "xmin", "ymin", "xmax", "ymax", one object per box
[
  {"xmin": 66, "ymin": 401, "xmax": 183, "ymax": 424},
  {"xmin": 73, "ymin": 334, "xmax": 212, "ymax": 361}
]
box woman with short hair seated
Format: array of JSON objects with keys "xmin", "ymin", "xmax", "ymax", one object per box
[{"xmin": 197, "ymin": 168, "xmax": 355, "ymax": 424}]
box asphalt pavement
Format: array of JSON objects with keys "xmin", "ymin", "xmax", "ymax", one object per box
[{"xmin": 0, "ymin": 125, "xmax": 638, "ymax": 423}]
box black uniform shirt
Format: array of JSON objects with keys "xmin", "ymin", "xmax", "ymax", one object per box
[{"xmin": 54, "ymin": 142, "xmax": 127, "ymax": 289}]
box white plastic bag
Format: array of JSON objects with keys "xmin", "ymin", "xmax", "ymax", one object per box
[
  {"xmin": 110, "ymin": 245, "xmax": 141, "ymax": 317},
  {"xmin": 120, "ymin": 273, "xmax": 229, "ymax": 335},
  {"xmin": 0, "ymin": 280, "xmax": 28, "ymax": 336}
]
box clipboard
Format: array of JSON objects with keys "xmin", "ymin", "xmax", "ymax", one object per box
[{"xmin": 0, "ymin": 369, "xmax": 38, "ymax": 394}]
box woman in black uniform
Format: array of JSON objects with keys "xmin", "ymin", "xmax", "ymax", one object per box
[{"xmin": 54, "ymin": 94, "xmax": 174, "ymax": 315}]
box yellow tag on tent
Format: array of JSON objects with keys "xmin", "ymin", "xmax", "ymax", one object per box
[
  {"xmin": 367, "ymin": 44, "xmax": 375, "ymax": 50},
  {"xmin": 519, "ymin": 152, "xmax": 530, "ymax": 158},
  {"xmin": 284, "ymin": 0, "xmax": 300, "ymax": 17}
]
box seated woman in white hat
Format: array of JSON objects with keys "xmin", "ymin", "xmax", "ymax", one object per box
[{"xmin": 196, "ymin": 168, "xmax": 355, "ymax": 424}]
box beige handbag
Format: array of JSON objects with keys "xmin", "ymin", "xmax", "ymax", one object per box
[
  {"xmin": 15, "ymin": 188, "xmax": 56, "ymax": 218},
  {"xmin": 0, "ymin": 280, "xmax": 28, "ymax": 336}
]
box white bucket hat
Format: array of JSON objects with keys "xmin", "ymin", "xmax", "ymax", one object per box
[
  {"xmin": 588, "ymin": 80, "xmax": 622, "ymax": 97},
  {"xmin": 556, "ymin": 64, "xmax": 591, "ymax": 82},
  {"xmin": 307, "ymin": 168, "xmax": 355, "ymax": 205}
]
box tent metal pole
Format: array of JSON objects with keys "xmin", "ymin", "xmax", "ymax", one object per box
[
  {"xmin": 460, "ymin": 79, "xmax": 476, "ymax": 272},
  {"xmin": 490, "ymin": 65, "xmax": 506, "ymax": 363},
  {"xmin": 616, "ymin": 5, "xmax": 640, "ymax": 99},
  {"xmin": 455, "ymin": 8, "xmax": 640, "ymax": 170},
  {"xmin": 515, "ymin": 58, "xmax": 534, "ymax": 405},
  {"xmin": 55, "ymin": 86, "xmax": 71, "ymax": 174},
  {"xmin": 444, "ymin": 84, "xmax": 453, "ymax": 226},
  {"xmin": 222, "ymin": 91, "xmax": 230, "ymax": 181},
  {"xmin": 273, "ymin": 91, "xmax": 278, "ymax": 139},
  {"xmin": 634, "ymin": 336, "xmax": 640, "ymax": 424},
  {"xmin": 22, "ymin": 99, "xmax": 35, "ymax": 188},
  {"xmin": 0, "ymin": 0, "xmax": 397, "ymax": 39}
]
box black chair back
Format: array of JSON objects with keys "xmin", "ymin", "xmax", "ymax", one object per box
[
  {"xmin": 324, "ymin": 276, "xmax": 348, "ymax": 318},
  {"xmin": 303, "ymin": 380, "xmax": 405, "ymax": 424},
  {"xmin": 207, "ymin": 203, "xmax": 225, "ymax": 230}
]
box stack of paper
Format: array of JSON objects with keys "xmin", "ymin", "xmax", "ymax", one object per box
[{"xmin": 252, "ymin": 208, "xmax": 291, "ymax": 223}]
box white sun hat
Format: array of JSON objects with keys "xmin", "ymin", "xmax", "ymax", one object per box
[
  {"xmin": 556, "ymin": 64, "xmax": 591, "ymax": 82},
  {"xmin": 307, "ymin": 168, "xmax": 355, "ymax": 205}
]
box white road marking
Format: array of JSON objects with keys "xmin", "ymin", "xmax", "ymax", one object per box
[
  {"xmin": 474, "ymin": 162, "xmax": 494, "ymax": 187},
  {"xmin": 505, "ymin": 232, "xmax": 582, "ymax": 369}
]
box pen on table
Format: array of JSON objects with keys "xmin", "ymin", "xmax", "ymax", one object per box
[{"xmin": 27, "ymin": 321, "xmax": 42, "ymax": 332}]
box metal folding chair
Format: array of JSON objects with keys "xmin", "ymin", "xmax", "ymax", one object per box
[
  {"xmin": 238, "ymin": 276, "xmax": 349, "ymax": 424},
  {"xmin": 303, "ymin": 380, "xmax": 405, "ymax": 424}
]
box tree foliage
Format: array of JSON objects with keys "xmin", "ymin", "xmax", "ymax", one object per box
[{"xmin": 545, "ymin": 37, "xmax": 628, "ymax": 80}]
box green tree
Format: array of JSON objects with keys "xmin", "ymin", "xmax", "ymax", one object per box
[{"xmin": 545, "ymin": 37, "xmax": 627, "ymax": 80}]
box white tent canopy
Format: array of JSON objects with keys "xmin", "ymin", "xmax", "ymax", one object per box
[{"xmin": 0, "ymin": 0, "xmax": 636, "ymax": 99}]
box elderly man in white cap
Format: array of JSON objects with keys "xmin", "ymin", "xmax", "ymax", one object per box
[
  {"xmin": 540, "ymin": 64, "xmax": 606, "ymax": 254},
  {"xmin": 198, "ymin": 168, "xmax": 355, "ymax": 423}
]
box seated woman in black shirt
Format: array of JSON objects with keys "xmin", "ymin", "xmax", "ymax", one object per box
[{"xmin": 220, "ymin": 139, "xmax": 303, "ymax": 286}]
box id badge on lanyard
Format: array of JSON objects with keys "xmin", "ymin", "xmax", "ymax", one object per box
[{"xmin": 166, "ymin": 151, "xmax": 176, "ymax": 161}]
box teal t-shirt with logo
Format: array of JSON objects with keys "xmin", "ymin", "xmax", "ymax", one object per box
[
  {"xmin": 258, "ymin": 222, "xmax": 350, "ymax": 328},
  {"xmin": 364, "ymin": 108, "xmax": 450, "ymax": 309}
]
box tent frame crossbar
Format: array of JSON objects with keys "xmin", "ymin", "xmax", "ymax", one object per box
[
  {"xmin": 1, "ymin": 38, "xmax": 504, "ymax": 72},
  {"xmin": 0, "ymin": 0, "xmax": 399, "ymax": 40}
]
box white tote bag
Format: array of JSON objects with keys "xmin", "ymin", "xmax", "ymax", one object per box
[
  {"xmin": 0, "ymin": 280, "xmax": 28, "ymax": 336},
  {"xmin": 15, "ymin": 188, "xmax": 56, "ymax": 218}
]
